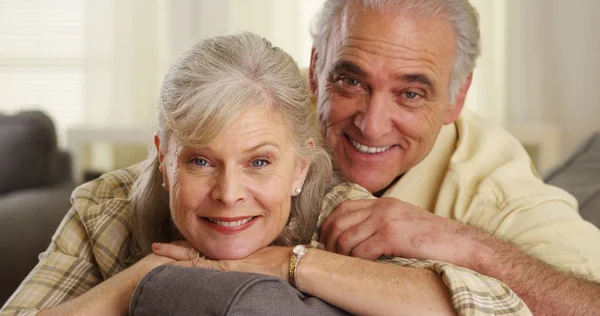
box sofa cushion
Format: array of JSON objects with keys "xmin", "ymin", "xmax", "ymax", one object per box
[
  {"xmin": 544, "ymin": 132, "xmax": 600, "ymax": 227},
  {"xmin": 0, "ymin": 111, "xmax": 58, "ymax": 194}
]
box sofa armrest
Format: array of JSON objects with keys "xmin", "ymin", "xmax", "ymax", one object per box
[
  {"xmin": 0, "ymin": 111, "xmax": 59, "ymax": 194},
  {"xmin": 130, "ymin": 265, "xmax": 349, "ymax": 316}
]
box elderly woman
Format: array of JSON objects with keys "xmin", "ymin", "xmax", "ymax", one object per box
[{"xmin": 1, "ymin": 33, "xmax": 530, "ymax": 316}]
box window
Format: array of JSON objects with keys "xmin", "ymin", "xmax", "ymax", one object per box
[
  {"xmin": 0, "ymin": 0, "xmax": 84, "ymax": 147},
  {"xmin": 299, "ymin": 0, "xmax": 325, "ymax": 68}
]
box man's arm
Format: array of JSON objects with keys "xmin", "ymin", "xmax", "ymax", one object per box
[
  {"xmin": 321, "ymin": 196, "xmax": 600, "ymax": 316},
  {"xmin": 471, "ymin": 227, "xmax": 600, "ymax": 315}
]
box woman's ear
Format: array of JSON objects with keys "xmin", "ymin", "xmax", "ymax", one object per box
[
  {"xmin": 292, "ymin": 138, "xmax": 316, "ymax": 196},
  {"xmin": 154, "ymin": 134, "xmax": 165, "ymax": 164},
  {"xmin": 154, "ymin": 134, "xmax": 169, "ymax": 188}
]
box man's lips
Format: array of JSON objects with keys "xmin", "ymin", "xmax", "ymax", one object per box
[{"xmin": 344, "ymin": 134, "xmax": 396, "ymax": 154}]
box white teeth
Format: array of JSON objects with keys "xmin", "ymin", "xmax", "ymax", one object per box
[
  {"xmin": 207, "ymin": 217, "xmax": 254, "ymax": 227},
  {"xmin": 350, "ymin": 138, "xmax": 391, "ymax": 154}
]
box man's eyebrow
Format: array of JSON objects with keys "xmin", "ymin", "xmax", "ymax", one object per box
[
  {"xmin": 399, "ymin": 73, "xmax": 436, "ymax": 94},
  {"xmin": 331, "ymin": 61, "xmax": 365, "ymax": 76}
]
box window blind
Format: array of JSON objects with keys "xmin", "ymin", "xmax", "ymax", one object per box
[{"xmin": 0, "ymin": 0, "xmax": 84, "ymax": 147}]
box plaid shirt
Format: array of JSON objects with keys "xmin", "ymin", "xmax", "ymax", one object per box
[{"xmin": 1, "ymin": 166, "xmax": 530, "ymax": 315}]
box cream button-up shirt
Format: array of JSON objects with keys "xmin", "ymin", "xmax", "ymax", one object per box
[{"xmin": 384, "ymin": 110, "xmax": 600, "ymax": 280}]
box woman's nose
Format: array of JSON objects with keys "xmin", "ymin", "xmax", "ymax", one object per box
[{"xmin": 210, "ymin": 167, "xmax": 246, "ymax": 207}]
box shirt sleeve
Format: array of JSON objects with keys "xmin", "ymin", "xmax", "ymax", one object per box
[
  {"xmin": 315, "ymin": 182, "xmax": 532, "ymax": 316},
  {"xmin": 475, "ymin": 191, "xmax": 600, "ymax": 282},
  {"xmin": 0, "ymin": 205, "xmax": 103, "ymax": 315},
  {"xmin": 378, "ymin": 256, "xmax": 532, "ymax": 315}
]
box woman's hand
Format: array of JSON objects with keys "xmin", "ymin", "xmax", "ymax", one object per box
[{"xmin": 152, "ymin": 242, "xmax": 292, "ymax": 282}]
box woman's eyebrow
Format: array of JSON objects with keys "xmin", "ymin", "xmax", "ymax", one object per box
[{"xmin": 244, "ymin": 141, "xmax": 281, "ymax": 153}]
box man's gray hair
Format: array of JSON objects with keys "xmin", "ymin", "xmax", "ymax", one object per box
[
  {"xmin": 311, "ymin": 0, "xmax": 481, "ymax": 103},
  {"xmin": 126, "ymin": 32, "xmax": 334, "ymax": 263}
]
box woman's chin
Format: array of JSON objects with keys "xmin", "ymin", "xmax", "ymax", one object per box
[{"xmin": 201, "ymin": 246, "xmax": 258, "ymax": 260}]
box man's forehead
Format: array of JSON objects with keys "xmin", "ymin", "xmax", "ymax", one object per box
[
  {"xmin": 326, "ymin": 3, "xmax": 456, "ymax": 77},
  {"xmin": 337, "ymin": 2, "xmax": 456, "ymax": 53}
]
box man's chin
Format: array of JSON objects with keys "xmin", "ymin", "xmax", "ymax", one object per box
[{"xmin": 347, "ymin": 171, "xmax": 399, "ymax": 194}]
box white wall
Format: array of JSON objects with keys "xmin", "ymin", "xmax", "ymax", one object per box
[
  {"xmin": 505, "ymin": 0, "xmax": 600, "ymax": 155},
  {"xmin": 466, "ymin": 0, "xmax": 507, "ymax": 127},
  {"xmin": 163, "ymin": 0, "xmax": 323, "ymax": 71},
  {"xmin": 81, "ymin": 0, "xmax": 324, "ymax": 173}
]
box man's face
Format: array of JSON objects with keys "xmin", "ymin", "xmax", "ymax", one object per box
[{"xmin": 313, "ymin": 4, "xmax": 461, "ymax": 193}]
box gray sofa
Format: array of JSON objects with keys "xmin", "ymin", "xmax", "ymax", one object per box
[
  {"xmin": 544, "ymin": 132, "xmax": 600, "ymax": 226},
  {"xmin": 0, "ymin": 111, "xmax": 75, "ymax": 305}
]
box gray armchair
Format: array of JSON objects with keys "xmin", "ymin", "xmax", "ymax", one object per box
[{"xmin": 0, "ymin": 111, "xmax": 75, "ymax": 305}]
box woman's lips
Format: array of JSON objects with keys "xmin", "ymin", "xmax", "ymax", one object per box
[{"xmin": 201, "ymin": 216, "xmax": 258, "ymax": 234}]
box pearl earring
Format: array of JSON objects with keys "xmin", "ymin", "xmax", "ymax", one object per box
[
  {"xmin": 161, "ymin": 183, "xmax": 168, "ymax": 190},
  {"xmin": 295, "ymin": 187, "xmax": 302, "ymax": 195}
]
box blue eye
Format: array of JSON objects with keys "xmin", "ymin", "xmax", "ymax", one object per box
[
  {"xmin": 192, "ymin": 158, "xmax": 209, "ymax": 167},
  {"xmin": 251, "ymin": 159, "xmax": 269, "ymax": 168}
]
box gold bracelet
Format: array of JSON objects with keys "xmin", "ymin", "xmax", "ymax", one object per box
[{"xmin": 289, "ymin": 245, "xmax": 309, "ymax": 288}]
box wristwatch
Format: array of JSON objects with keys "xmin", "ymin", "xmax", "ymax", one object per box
[{"xmin": 289, "ymin": 244, "xmax": 309, "ymax": 288}]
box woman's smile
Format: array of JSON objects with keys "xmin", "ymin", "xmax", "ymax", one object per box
[{"xmin": 201, "ymin": 216, "xmax": 259, "ymax": 234}]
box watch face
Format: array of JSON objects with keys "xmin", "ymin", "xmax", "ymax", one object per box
[{"xmin": 293, "ymin": 245, "xmax": 307, "ymax": 255}]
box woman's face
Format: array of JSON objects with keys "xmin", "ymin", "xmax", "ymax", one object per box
[{"xmin": 158, "ymin": 105, "xmax": 310, "ymax": 260}]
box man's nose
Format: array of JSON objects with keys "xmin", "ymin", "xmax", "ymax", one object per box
[
  {"xmin": 210, "ymin": 167, "xmax": 246, "ymax": 207},
  {"xmin": 354, "ymin": 93, "xmax": 393, "ymax": 140}
]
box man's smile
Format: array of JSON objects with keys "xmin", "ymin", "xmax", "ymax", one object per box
[{"xmin": 345, "ymin": 134, "xmax": 394, "ymax": 154}]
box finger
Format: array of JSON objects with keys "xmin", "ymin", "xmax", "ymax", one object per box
[
  {"xmin": 170, "ymin": 259, "xmax": 202, "ymax": 268},
  {"xmin": 335, "ymin": 215, "xmax": 377, "ymax": 256},
  {"xmin": 172, "ymin": 240, "xmax": 194, "ymax": 248},
  {"xmin": 323, "ymin": 209, "xmax": 371, "ymax": 253},
  {"xmin": 170, "ymin": 258, "xmax": 227, "ymax": 272},
  {"xmin": 320, "ymin": 199, "xmax": 375, "ymax": 244},
  {"xmin": 152, "ymin": 242, "xmax": 201, "ymax": 261},
  {"xmin": 350, "ymin": 235, "xmax": 388, "ymax": 261}
]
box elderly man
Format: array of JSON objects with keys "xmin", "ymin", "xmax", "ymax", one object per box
[{"xmin": 309, "ymin": 0, "xmax": 600, "ymax": 314}]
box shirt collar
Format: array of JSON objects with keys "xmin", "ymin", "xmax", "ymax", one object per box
[{"xmin": 382, "ymin": 122, "xmax": 457, "ymax": 211}]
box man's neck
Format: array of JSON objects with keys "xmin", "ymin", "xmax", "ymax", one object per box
[{"xmin": 373, "ymin": 175, "xmax": 403, "ymax": 197}]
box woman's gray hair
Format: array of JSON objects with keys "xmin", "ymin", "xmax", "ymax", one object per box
[
  {"xmin": 310, "ymin": 0, "xmax": 480, "ymax": 103},
  {"xmin": 127, "ymin": 32, "xmax": 334, "ymax": 262}
]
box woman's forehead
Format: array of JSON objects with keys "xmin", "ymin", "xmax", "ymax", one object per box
[{"xmin": 176, "ymin": 105, "xmax": 294, "ymax": 154}]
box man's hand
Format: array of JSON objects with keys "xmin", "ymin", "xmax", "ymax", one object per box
[{"xmin": 320, "ymin": 197, "xmax": 482, "ymax": 268}]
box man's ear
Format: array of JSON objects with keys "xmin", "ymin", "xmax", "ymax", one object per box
[
  {"xmin": 292, "ymin": 138, "xmax": 316, "ymax": 195},
  {"xmin": 444, "ymin": 72, "xmax": 473, "ymax": 124},
  {"xmin": 309, "ymin": 48, "xmax": 319, "ymax": 95}
]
